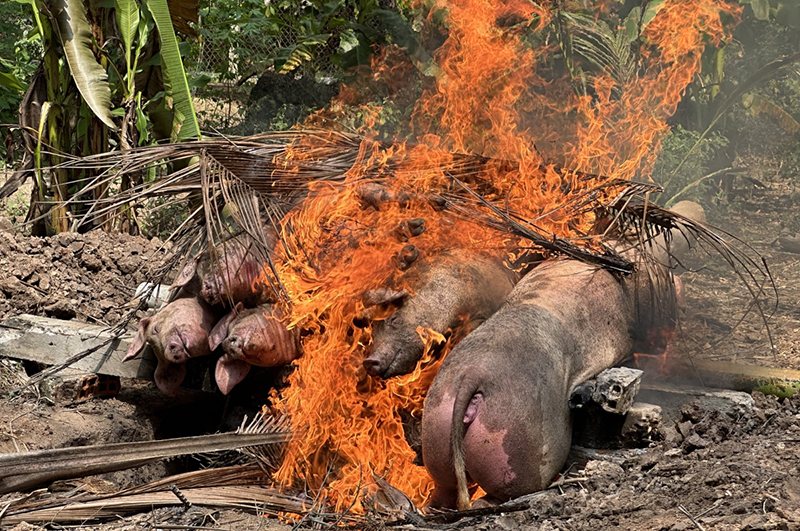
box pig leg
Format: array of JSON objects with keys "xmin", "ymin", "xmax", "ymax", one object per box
[
  {"xmin": 424, "ymin": 369, "xmax": 515, "ymax": 510},
  {"xmin": 674, "ymin": 275, "xmax": 686, "ymax": 311},
  {"xmin": 425, "ymin": 381, "xmax": 572, "ymax": 509}
]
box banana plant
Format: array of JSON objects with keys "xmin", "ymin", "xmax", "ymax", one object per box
[
  {"xmin": 740, "ymin": 0, "xmax": 800, "ymax": 27},
  {"xmin": 13, "ymin": 0, "xmax": 201, "ymax": 234}
]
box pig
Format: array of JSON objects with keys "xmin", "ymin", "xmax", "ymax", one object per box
[
  {"xmin": 123, "ymin": 295, "xmax": 217, "ymax": 396},
  {"xmin": 421, "ymin": 250, "xmax": 678, "ymax": 509},
  {"xmin": 208, "ymin": 302, "xmax": 300, "ymax": 395},
  {"xmin": 173, "ymin": 234, "xmax": 273, "ymax": 308},
  {"xmin": 361, "ymin": 249, "xmax": 518, "ymax": 379}
]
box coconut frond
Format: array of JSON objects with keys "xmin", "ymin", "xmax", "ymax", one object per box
[
  {"xmin": 37, "ymin": 130, "xmax": 775, "ymax": 340},
  {"xmin": 562, "ymin": 11, "xmax": 639, "ymax": 92}
]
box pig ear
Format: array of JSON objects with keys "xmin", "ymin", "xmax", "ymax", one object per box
[
  {"xmin": 172, "ymin": 257, "xmax": 199, "ymax": 289},
  {"xmin": 215, "ymin": 356, "xmax": 251, "ymax": 395},
  {"xmin": 355, "ymin": 288, "xmax": 409, "ymax": 327},
  {"xmin": 154, "ymin": 360, "xmax": 186, "ymax": 396},
  {"xmin": 362, "ymin": 288, "xmax": 409, "ymax": 308},
  {"xmin": 123, "ymin": 317, "xmax": 151, "ymax": 362},
  {"xmin": 208, "ymin": 303, "xmax": 243, "ymax": 351}
]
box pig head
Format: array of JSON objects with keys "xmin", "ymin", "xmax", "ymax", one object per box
[
  {"xmin": 422, "ymin": 251, "xmax": 678, "ymax": 509},
  {"xmin": 361, "ymin": 250, "xmax": 517, "ymax": 379},
  {"xmin": 209, "ymin": 302, "xmax": 300, "ymax": 395},
  {"xmin": 123, "ymin": 296, "xmax": 217, "ymax": 396},
  {"xmin": 173, "ymin": 234, "xmax": 273, "ymax": 308}
]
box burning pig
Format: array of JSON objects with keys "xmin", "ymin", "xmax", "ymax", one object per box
[
  {"xmin": 421, "ymin": 253, "xmax": 678, "ymax": 509},
  {"xmin": 123, "ymin": 295, "xmax": 217, "ymax": 396},
  {"xmin": 209, "ymin": 302, "xmax": 300, "ymax": 395},
  {"xmin": 361, "ymin": 249, "xmax": 517, "ymax": 379}
]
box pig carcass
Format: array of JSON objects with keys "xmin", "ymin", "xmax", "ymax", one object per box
[
  {"xmin": 209, "ymin": 302, "xmax": 300, "ymax": 395},
  {"xmin": 173, "ymin": 233, "xmax": 274, "ymax": 307},
  {"xmin": 123, "ymin": 295, "xmax": 217, "ymax": 396},
  {"xmin": 361, "ymin": 249, "xmax": 518, "ymax": 379},
  {"xmin": 421, "ymin": 250, "xmax": 678, "ymax": 509}
]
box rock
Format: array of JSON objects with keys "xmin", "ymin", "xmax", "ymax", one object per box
[
  {"xmin": 43, "ymin": 299, "xmax": 77, "ymax": 320},
  {"xmin": 621, "ymin": 402, "xmax": 662, "ymax": 443},
  {"xmin": 592, "ymin": 367, "xmax": 643, "ymax": 415},
  {"xmin": 79, "ymin": 252, "xmax": 103, "ymax": 272},
  {"xmin": 639, "ymin": 384, "xmax": 755, "ymax": 424},
  {"xmin": 683, "ymin": 433, "xmax": 710, "ymax": 451},
  {"xmin": 584, "ymin": 460, "xmax": 625, "ymax": 480}
]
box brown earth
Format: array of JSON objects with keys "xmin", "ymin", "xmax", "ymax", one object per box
[{"xmin": 0, "ymin": 170, "xmax": 798, "ymax": 529}]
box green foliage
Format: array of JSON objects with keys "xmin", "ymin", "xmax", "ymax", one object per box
[
  {"xmin": 652, "ymin": 126, "xmax": 730, "ymax": 204},
  {"xmin": 196, "ymin": 0, "xmax": 420, "ymax": 82},
  {"xmin": 51, "ymin": 0, "xmax": 116, "ymax": 128},
  {"xmin": 139, "ymin": 196, "xmax": 190, "ymax": 238},
  {"xmin": 740, "ymin": 0, "xmax": 800, "ymax": 27},
  {"xmin": 145, "ymin": 0, "xmax": 201, "ymax": 140},
  {"xmin": 755, "ymin": 380, "xmax": 800, "ymax": 399},
  {"xmin": 0, "ymin": 1, "xmax": 41, "ymax": 150}
]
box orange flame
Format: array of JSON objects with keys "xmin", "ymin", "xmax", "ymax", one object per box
[{"xmin": 269, "ymin": 0, "xmax": 740, "ymax": 511}]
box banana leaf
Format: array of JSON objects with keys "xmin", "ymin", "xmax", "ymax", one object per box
[
  {"xmin": 144, "ymin": 0, "xmax": 200, "ymax": 141},
  {"xmin": 51, "ymin": 0, "xmax": 116, "ymax": 129}
]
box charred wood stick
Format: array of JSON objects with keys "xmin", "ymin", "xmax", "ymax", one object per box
[{"xmin": 0, "ymin": 430, "xmax": 291, "ymax": 495}]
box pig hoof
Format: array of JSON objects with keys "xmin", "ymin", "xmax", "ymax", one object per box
[
  {"xmin": 393, "ymin": 245, "xmax": 420, "ymax": 271},
  {"xmin": 394, "ymin": 218, "xmax": 426, "ymax": 241},
  {"xmin": 356, "ymin": 184, "xmax": 390, "ymax": 210}
]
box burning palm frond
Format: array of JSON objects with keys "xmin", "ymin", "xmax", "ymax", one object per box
[{"xmin": 34, "ymin": 130, "xmax": 775, "ymax": 332}]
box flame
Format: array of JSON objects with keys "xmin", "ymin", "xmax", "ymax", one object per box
[{"xmin": 267, "ymin": 0, "xmax": 740, "ymax": 512}]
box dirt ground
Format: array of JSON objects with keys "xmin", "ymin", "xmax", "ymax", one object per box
[{"xmin": 0, "ymin": 166, "xmax": 799, "ymax": 529}]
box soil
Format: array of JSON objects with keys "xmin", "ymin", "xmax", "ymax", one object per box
[
  {"xmin": 0, "ymin": 166, "xmax": 799, "ymax": 529},
  {"xmin": 0, "ymin": 227, "xmax": 166, "ymax": 325}
]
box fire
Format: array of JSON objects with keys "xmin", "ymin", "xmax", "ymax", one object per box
[{"xmin": 266, "ymin": 0, "xmax": 739, "ymax": 511}]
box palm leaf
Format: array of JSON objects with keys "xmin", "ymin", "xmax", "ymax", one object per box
[
  {"xmin": 562, "ymin": 12, "xmax": 639, "ymax": 90},
  {"xmin": 143, "ymin": 0, "xmax": 200, "ymax": 141},
  {"xmin": 742, "ymin": 92, "xmax": 800, "ymax": 133},
  {"xmin": 663, "ymin": 51, "xmax": 800, "ymax": 190},
  {"xmin": 51, "ymin": 0, "xmax": 116, "ymax": 129}
]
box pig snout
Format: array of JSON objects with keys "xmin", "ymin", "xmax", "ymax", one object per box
[
  {"xmin": 362, "ymin": 348, "xmax": 390, "ymax": 377},
  {"xmin": 221, "ymin": 332, "xmax": 270, "ymax": 360},
  {"xmin": 222, "ymin": 334, "xmax": 245, "ymax": 359},
  {"xmin": 164, "ymin": 339, "xmax": 189, "ymax": 363},
  {"xmin": 363, "ymin": 339, "xmax": 422, "ymax": 379}
]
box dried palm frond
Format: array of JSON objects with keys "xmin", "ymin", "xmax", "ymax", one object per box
[
  {"xmin": 237, "ymin": 408, "xmax": 292, "ymax": 474},
  {"xmin": 36, "ymin": 130, "xmax": 775, "ymax": 342},
  {"xmin": 0, "ymin": 419, "xmax": 292, "ymax": 495},
  {"xmin": 0, "ymin": 484, "xmax": 305, "ymax": 524}
]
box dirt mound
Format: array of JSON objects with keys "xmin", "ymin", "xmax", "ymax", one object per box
[{"xmin": 0, "ymin": 230, "xmax": 167, "ymax": 324}]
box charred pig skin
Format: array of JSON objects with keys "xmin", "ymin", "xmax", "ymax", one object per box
[
  {"xmin": 172, "ymin": 233, "xmax": 275, "ymax": 308},
  {"xmin": 361, "ymin": 249, "xmax": 517, "ymax": 379}
]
